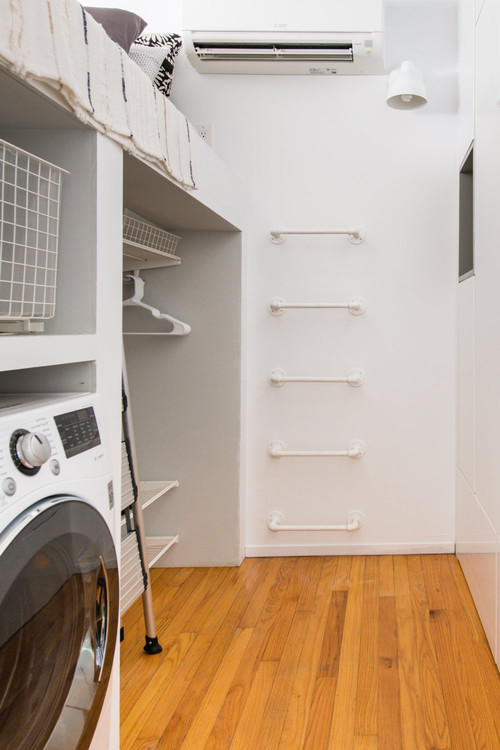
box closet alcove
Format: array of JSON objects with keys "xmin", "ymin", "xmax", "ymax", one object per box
[{"xmin": 121, "ymin": 155, "xmax": 245, "ymax": 569}]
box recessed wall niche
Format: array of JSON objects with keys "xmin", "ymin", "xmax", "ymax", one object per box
[{"xmin": 459, "ymin": 143, "xmax": 473, "ymax": 282}]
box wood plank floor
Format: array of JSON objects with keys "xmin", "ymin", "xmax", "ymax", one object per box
[{"xmin": 120, "ymin": 555, "xmax": 500, "ymax": 750}]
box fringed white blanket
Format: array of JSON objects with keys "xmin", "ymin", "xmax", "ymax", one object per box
[{"xmin": 0, "ymin": 0, "xmax": 196, "ymax": 189}]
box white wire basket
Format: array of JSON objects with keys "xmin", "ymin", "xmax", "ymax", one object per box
[
  {"xmin": 0, "ymin": 139, "xmax": 68, "ymax": 331},
  {"xmin": 123, "ymin": 210, "xmax": 181, "ymax": 262}
]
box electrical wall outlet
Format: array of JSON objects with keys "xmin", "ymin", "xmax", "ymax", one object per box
[{"xmin": 195, "ymin": 124, "xmax": 213, "ymax": 147}]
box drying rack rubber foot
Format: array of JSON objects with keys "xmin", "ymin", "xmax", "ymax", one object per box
[{"xmin": 144, "ymin": 635, "xmax": 163, "ymax": 655}]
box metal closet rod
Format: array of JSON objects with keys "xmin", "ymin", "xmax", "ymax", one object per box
[
  {"xmin": 269, "ymin": 227, "xmax": 366, "ymax": 245},
  {"xmin": 267, "ymin": 440, "xmax": 366, "ymax": 459},
  {"xmin": 267, "ymin": 510, "xmax": 366, "ymax": 532},
  {"xmin": 269, "ymin": 368, "xmax": 365, "ymax": 387},
  {"xmin": 269, "ymin": 296, "xmax": 366, "ymax": 316}
]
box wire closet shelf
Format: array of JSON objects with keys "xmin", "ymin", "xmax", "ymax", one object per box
[
  {"xmin": 122, "ymin": 210, "xmax": 182, "ymax": 270},
  {"xmin": 0, "ymin": 138, "xmax": 67, "ymax": 332}
]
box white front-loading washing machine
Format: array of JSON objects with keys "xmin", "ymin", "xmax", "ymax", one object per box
[{"xmin": 0, "ymin": 393, "xmax": 119, "ymax": 750}]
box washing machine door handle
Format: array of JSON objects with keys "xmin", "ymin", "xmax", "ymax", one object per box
[
  {"xmin": 94, "ymin": 555, "xmax": 110, "ymax": 683},
  {"xmin": 0, "ymin": 495, "xmax": 61, "ymax": 556}
]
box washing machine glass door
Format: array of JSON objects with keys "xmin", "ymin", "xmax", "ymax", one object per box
[{"xmin": 0, "ymin": 497, "xmax": 118, "ymax": 750}]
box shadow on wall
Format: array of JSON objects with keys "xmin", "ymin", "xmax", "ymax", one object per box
[{"xmin": 385, "ymin": 0, "xmax": 459, "ymax": 113}]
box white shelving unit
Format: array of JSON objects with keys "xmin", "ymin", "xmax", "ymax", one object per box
[
  {"xmin": 123, "ymin": 240, "xmax": 181, "ymax": 272},
  {"xmin": 0, "ymin": 74, "xmax": 123, "ymax": 485},
  {"xmin": 0, "ymin": 64, "xmax": 124, "ymax": 750},
  {"xmin": 122, "ymin": 210, "xmax": 182, "ymax": 272},
  {"xmin": 0, "ymin": 48, "xmax": 247, "ymax": 750},
  {"xmin": 122, "ymin": 210, "xmax": 183, "ymax": 570},
  {"xmin": 1, "ymin": 334, "xmax": 97, "ymax": 373}
]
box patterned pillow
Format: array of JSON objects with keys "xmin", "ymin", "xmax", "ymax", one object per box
[
  {"xmin": 129, "ymin": 33, "xmax": 182, "ymax": 97},
  {"xmin": 135, "ymin": 33, "xmax": 183, "ymax": 52}
]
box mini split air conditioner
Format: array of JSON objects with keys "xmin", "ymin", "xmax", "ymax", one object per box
[{"xmin": 182, "ymin": 0, "xmax": 384, "ymax": 75}]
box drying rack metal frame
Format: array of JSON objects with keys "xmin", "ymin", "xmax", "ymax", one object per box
[{"xmin": 121, "ymin": 359, "xmax": 163, "ymax": 655}]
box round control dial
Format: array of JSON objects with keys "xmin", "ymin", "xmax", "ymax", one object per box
[{"xmin": 10, "ymin": 429, "xmax": 52, "ymax": 475}]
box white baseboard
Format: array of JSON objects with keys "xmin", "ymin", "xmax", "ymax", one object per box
[{"xmin": 245, "ymin": 540, "xmax": 456, "ymax": 557}]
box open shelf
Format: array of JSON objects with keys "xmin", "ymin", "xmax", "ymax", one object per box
[
  {"xmin": 146, "ymin": 535, "xmax": 179, "ymax": 568},
  {"xmin": 0, "ymin": 129, "xmax": 100, "ymax": 336},
  {"xmin": 0, "ymin": 334, "xmax": 97, "ymax": 374},
  {"xmin": 123, "ymin": 240, "xmax": 181, "ymax": 272},
  {"xmin": 0, "ymin": 359, "xmax": 96, "ymax": 393}
]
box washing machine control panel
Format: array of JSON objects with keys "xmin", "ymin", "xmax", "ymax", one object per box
[
  {"xmin": 0, "ymin": 395, "xmax": 108, "ymax": 512},
  {"xmin": 53, "ymin": 406, "xmax": 101, "ymax": 459}
]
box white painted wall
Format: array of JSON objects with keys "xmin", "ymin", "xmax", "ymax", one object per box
[
  {"xmin": 84, "ymin": 0, "xmax": 182, "ymax": 33},
  {"xmin": 167, "ymin": 1, "xmax": 458, "ymax": 556},
  {"xmin": 93, "ymin": 0, "xmax": 459, "ymax": 555}
]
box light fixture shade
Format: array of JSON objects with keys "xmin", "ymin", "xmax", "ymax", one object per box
[{"xmin": 386, "ymin": 60, "xmax": 427, "ymax": 110}]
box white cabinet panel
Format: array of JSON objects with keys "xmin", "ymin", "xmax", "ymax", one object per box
[
  {"xmin": 458, "ymin": 0, "xmax": 474, "ymax": 160},
  {"xmin": 456, "ymin": 469, "xmax": 497, "ymax": 658},
  {"xmin": 474, "ymin": 0, "xmax": 500, "ymax": 532},
  {"xmin": 458, "ymin": 277, "xmax": 474, "ymax": 487},
  {"xmin": 475, "ymin": 0, "xmax": 486, "ymax": 23}
]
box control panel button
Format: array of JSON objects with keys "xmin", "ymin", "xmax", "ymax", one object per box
[
  {"xmin": 49, "ymin": 459, "xmax": 61, "ymax": 476},
  {"xmin": 2, "ymin": 477, "xmax": 16, "ymax": 496}
]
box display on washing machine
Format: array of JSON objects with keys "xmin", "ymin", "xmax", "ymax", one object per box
[{"xmin": 54, "ymin": 406, "xmax": 101, "ymax": 458}]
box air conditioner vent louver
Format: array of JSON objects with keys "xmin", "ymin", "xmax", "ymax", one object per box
[{"xmin": 194, "ymin": 42, "xmax": 354, "ymax": 63}]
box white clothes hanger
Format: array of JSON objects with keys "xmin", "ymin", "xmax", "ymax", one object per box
[{"xmin": 123, "ymin": 272, "xmax": 191, "ymax": 336}]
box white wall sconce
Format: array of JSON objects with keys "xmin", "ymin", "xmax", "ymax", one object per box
[{"xmin": 386, "ymin": 61, "xmax": 427, "ymax": 109}]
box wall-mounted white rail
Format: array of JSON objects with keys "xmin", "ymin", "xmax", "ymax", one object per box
[
  {"xmin": 267, "ymin": 440, "xmax": 366, "ymax": 459},
  {"xmin": 269, "ymin": 368, "xmax": 365, "ymax": 388},
  {"xmin": 269, "ymin": 296, "xmax": 366, "ymax": 316},
  {"xmin": 269, "ymin": 227, "xmax": 366, "ymax": 245},
  {"xmin": 267, "ymin": 510, "xmax": 366, "ymax": 532}
]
